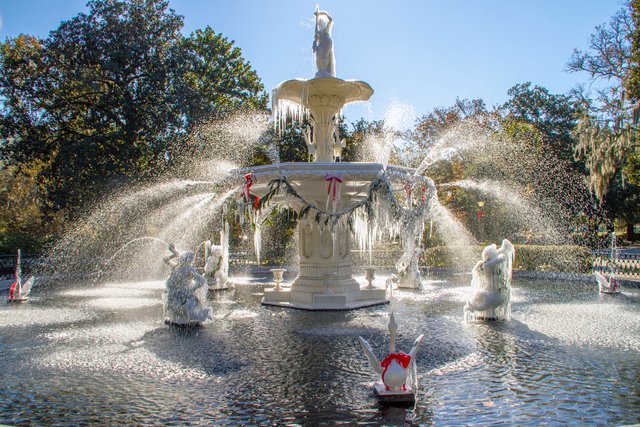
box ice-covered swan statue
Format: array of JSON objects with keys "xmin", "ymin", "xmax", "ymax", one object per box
[
  {"xmin": 162, "ymin": 243, "xmax": 211, "ymax": 326},
  {"xmin": 313, "ymin": 8, "xmax": 335, "ymax": 78},
  {"xmin": 464, "ymin": 239, "xmax": 515, "ymax": 321},
  {"xmin": 358, "ymin": 313, "xmax": 425, "ymax": 403}
]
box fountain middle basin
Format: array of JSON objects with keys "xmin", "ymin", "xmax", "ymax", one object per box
[{"xmin": 243, "ymin": 162, "xmax": 432, "ymax": 310}]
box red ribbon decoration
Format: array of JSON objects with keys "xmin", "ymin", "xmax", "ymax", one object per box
[
  {"xmin": 9, "ymin": 281, "xmax": 17, "ymax": 299},
  {"xmin": 404, "ymin": 183, "xmax": 412, "ymax": 199},
  {"xmin": 325, "ymin": 174, "xmax": 343, "ymax": 200},
  {"xmin": 380, "ymin": 352, "xmax": 412, "ymax": 390},
  {"xmin": 243, "ymin": 173, "xmax": 254, "ymax": 201}
]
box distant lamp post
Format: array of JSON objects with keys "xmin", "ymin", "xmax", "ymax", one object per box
[{"xmin": 477, "ymin": 200, "xmax": 486, "ymax": 221}]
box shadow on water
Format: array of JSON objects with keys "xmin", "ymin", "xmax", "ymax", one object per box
[{"xmin": 139, "ymin": 326, "xmax": 246, "ymax": 376}]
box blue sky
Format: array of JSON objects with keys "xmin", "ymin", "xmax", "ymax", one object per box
[{"xmin": 0, "ymin": 0, "xmax": 626, "ymax": 126}]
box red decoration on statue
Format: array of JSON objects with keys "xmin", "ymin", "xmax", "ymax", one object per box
[
  {"xmin": 380, "ymin": 352, "xmax": 412, "ymax": 391},
  {"xmin": 243, "ymin": 173, "xmax": 255, "ymax": 202},
  {"xmin": 9, "ymin": 281, "xmax": 17, "ymax": 299}
]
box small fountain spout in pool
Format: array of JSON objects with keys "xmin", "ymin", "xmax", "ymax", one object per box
[{"xmin": 464, "ymin": 239, "xmax": 514, "ymax": 321}]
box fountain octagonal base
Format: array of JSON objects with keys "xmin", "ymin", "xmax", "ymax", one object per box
[{"xmin": 261, "ymin": 287, "xmax": 388, "ymax": 310}]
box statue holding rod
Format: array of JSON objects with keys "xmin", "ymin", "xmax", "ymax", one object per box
[{"xmin": 313, "ymin": 7, "xmax": 335, "ymax": 78}]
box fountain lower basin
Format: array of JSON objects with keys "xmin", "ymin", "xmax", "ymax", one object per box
[
  {"xmin": 242, "ymin": 162, "xmax": 430, "ymax": 310},
  {"xmin": 2, "ymin": 275, "xmax": 639, "ymax": 425}
]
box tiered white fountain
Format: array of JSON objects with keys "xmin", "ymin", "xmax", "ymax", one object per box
[{"xmin": 241, "ymin": 9, "xmax": 435, "ymax": 310}]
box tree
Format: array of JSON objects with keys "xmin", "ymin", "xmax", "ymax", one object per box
[
  {"xmin": 177, "ymin": 27, "xmax": 268, "ymax": 129},
  {"xmin": 567, "ymin": 3, "xmax": 640, "ymax": 239},
  {"xmin": 501, "ymin": 83, "xmax": 578, "ymax": 161},
  {"xmin": 0, "ymin": 0, "xmax": 267, "ymax": 219},
  {"xmin": 567, "ymin": 5, "xmax": 637, "ymax": 199}
]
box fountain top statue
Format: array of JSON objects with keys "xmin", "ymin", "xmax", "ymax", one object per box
[
  {"xmin": 272, "ymin": 8, "xmax": 373, "ymax": 163},
  {"xmin": 313, "ymin": 8, "xmax": 335, "ymax": 78}
]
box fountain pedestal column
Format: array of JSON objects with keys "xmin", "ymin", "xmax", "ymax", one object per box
[{"xmin": 262, "ymin": 210, "xmax": 387, "ymax": 310}]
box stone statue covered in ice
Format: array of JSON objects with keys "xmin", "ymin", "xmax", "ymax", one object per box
[
  {"xmin": 163, "ymin": 243, "xmax": 211, "ymax": 325},
  {"xmin": 464, "ymin": 239, "xmax": 514, "ymax": 321},
  {"xmin": 395, "ymin": 247, "xmax": 423, "ymax": 289},
  {"xmin": 313, "ymin": 8, "xmax": 335, "ymax": 78},
  {"xmin": 204, "ymin": 240, "xmax": 229, "ymax": 290}
]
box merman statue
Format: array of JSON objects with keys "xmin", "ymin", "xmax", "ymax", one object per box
[
  {"xmin": 396, "ymin": 247, "xmax": 423, "ymax": 289},
  {"xmin": 163, "ymin": 243, "xmax": 211, "ymax": 326},
  {"xmin": 358, "ymin": 313, "xmax": 425, "ymax": 403},
  {"xmin": 464, "ymin": 239, "xmax": 515, "ymax": 321},
  {"xmin": 204, "ymin": 240, "xmax": 229, "ymax": 291}
]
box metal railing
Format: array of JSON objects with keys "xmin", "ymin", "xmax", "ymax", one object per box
[{"xmin": 592, "ymin": 253, "xmax": 640, "ymax": 279}]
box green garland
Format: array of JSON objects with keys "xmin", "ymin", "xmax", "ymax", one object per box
[{"xmin": 251, "ymin": 172, "xmax": 432, "ymax": 228}]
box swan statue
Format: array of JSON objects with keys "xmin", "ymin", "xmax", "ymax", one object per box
[
  {"xmin": 8, "ymin": 249, "xmax": 34, "ymax": 303},
  {"xmin": 594, "ymin": 271, "xmax": 621, "ymax": 294},
  {"xmin": 358, "ymin": 312, "xmax": 424, "ymax": 403}
]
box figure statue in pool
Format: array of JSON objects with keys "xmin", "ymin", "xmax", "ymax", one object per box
[
  {"xmin": 464, "ymin": 239, "xmax": 514, "ymax": 321},
  {"xmin": 204, "ymin": 240, "xmax": 229, "ymax": 290},
  {"xmin": 163, "ymin": 243, "xmax": 211, "ymax": 325}
]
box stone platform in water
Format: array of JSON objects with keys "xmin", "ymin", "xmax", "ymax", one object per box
[
  {"xmin": 373, "ymin": 383, "xmax": 416, "ymax": 405},
  {"xmin": 262, "ymin": 286, "xmax": 387, "ymax": 310}
]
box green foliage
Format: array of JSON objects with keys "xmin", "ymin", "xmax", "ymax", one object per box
[
  {"xmin": 424, "ymin": 245, "xmax": 592, "ymax": 273},
  {"xmin": 628, "ymin": 0, "xmax": 640, "ymax": 102},
  {"xmin": 502, "ymin": 83, "xmax": 578, "ymax": 161},
  {"xmin": 178, "ymin": 26, "xmax": 268, "ymax": 127},
  {"xmin": 567, "ymin": 4, "xmax": 637, "ymax": 200},
  {"xmin": 0, "ymin": 0, "xmax": 268, "ymax": 217}
]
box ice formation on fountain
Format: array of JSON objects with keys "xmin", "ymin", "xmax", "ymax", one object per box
[
  {"xmin": 464, "ymin": 239, "xmax": 514, "ymax": 321},
  {"xmin": 358, "ymin": 312, "xmax": 425, "ymax": 403},
  {"xmin": 162, "ymin": 243, "xmax": 212, "ymax": 325}
]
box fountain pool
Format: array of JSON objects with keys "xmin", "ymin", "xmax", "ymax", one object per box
[{"xmin": 1, "ymin": 275, "xmax": 639, "ymax": 425}]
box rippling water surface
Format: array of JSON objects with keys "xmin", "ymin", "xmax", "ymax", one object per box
[{"xmin": 1, "ymin": 276, "xmax": 639, "ymax": 426}]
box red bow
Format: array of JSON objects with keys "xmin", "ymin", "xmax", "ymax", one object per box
[
  {"xmin": 380, "ymin": 352, "xmax": 412, "ymax": 390},
  {"xmin": 381, "ymin": 352, "xmax": 412, "ymax": 369},
  {"xmin": 243, "ymin": 173, "xmax": 254, "ymax": 201},
  {"xmin": 9, "ymin": 281, "xmax": 17, "ymax": 299},
  {"xmin": 325, "ymin": 175, "xmax": 343, "ymax": 200}
]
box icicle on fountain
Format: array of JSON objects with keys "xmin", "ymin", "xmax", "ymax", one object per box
[{"xmin": 238, "ymin": 9, "xmax": 435, "ymax": 310}]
